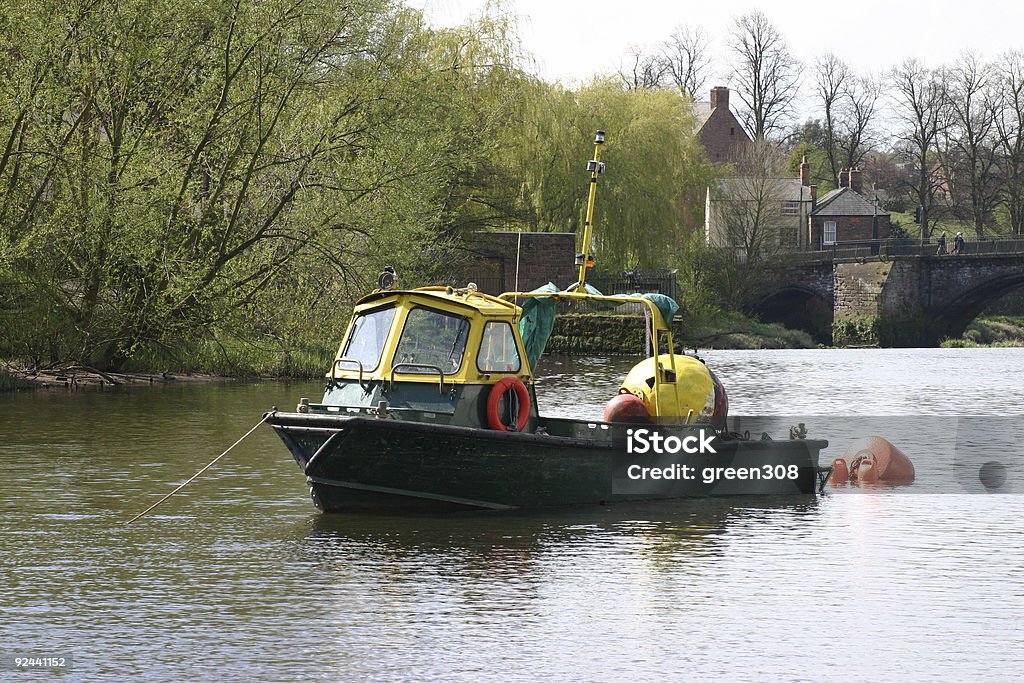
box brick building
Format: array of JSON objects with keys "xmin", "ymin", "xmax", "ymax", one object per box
[
  {"xmin": 693, "ymin": 86, "xmax": 751, "ymax": 162},
  {"xmin": 810, "ymin": 168, "xmax": 890, "ymax": 249}
]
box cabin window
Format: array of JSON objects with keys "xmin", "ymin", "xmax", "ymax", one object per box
[
  {"xmin": 394, "ymin": 307, "xmax": 470, "ymax": 374},
  {"xmin": 340, "ymin": 305, "xmax": 396, "ymax": 372},
  {"xmin": 823, "ymin": 220, "xmax": 837, "ymax": 245},
  {"xmin": 477, "ymin": 322, "xmax": 522, "ymax": 373}
]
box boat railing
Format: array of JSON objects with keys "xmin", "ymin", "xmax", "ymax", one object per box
[
  {"xmin": 332, "ymin": 357, "xmax": 367, "ymax": 390},
  {"xmin": 499, "ymin": 288, "xmax": 683, "ymax": 419},
  {"xmin": 389, "ymin": 363, "xmax": 446, "ymax": 396}
]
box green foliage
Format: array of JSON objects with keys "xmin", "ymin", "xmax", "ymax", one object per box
[
  {"xmin": 888, "ymin": 219, "xmax": 910, "ymax": 239},
  {"xmin": 833, "ymin": 316, "xmax": 880, "ymax": 346},
  {"xmin": 0, "ymin": 0, "xmax": 718, "ymax": 373},
  {"xmin": 510, "ymin": 80, "xmax": 715, "ymax": 270},
  {"xmin": 786, "ymin": 143, "xmax": 834, "ymax": 191}
]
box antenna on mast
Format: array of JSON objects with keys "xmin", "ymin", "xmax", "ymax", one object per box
[{"xmin": 573, "ymin": 130, "xmax": 605, "ymax": 292}]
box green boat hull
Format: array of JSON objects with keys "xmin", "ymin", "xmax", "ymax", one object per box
[{"xmin": 268, "ymin": 412, "xmax": 827, "ymax": 512}]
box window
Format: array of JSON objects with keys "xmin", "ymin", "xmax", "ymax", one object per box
[
  {"xmin": 730, "ymin": 127, "xmax": 735, "ymax": 135},
  {"xmin": 477, "ymin": 322, "xmax": 522, "ymax": 373},
  {"xmin": 823, "ymin": 220, "xmax": 837, "ymax": 245},
  {"xmin": 340, "ymin": 305, "xmax": 396, "ymax": 372},
  {"xmin": 394, "ymin": 307, "xmax": 470, "ymax": 374},
  {"xmin": 782, "ymin": 201, "xmax": 800, "ymax": 215}
]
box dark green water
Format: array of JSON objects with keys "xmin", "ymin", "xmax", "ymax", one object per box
[{"xmin": 2, "ymin": 348, "xmax": 1023, "ymax": 680}]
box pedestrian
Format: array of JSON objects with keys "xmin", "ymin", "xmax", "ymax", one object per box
[
  {"xmin": 936, "ymin": 231, "xmax": 947, "ymax": 255},
  {"xmin": 953, "ymin": 231, "xmax": 965, "ymax": 255}
]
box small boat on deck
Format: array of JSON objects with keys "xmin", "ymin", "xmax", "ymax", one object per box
[{"xmin": 266, "ymin": 132, "xmax": 828, "ymax": 512}]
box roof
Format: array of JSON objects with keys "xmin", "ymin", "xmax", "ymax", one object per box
[
  {"xmin": 692, "ymin": 101, "xmax": 713, "ymax": 130},
  {"xmin": 355, "ymin": 287, "xmax": 520, "ymax": 317},
  {"xmin": 711, "ymin": 177, "xmax": 814, "ymax": 202},
  {"xmin": 812, "ymin": 187, "xmax": 890, "ymax": 217}
]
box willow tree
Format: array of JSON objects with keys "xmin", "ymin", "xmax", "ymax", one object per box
[{"xmin": 511, "ymin": 79, "xmax": 714, "ymax": 271}]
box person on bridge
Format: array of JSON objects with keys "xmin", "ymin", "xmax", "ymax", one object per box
[
  {"xmin": 936, "ymin": 232, "xmax": 947, "ymax": 255},
  {"xmin": 953, "ymin": 232, "xmax": 965, "ymax": 255}
]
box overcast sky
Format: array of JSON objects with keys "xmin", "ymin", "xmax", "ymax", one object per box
[{"xmin": 410, "ymin": 0, "xmax": 1024, "ymax": 90}]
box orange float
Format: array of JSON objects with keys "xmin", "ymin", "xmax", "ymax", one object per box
[
  {"xmin": 842, "ymin": 436, "xmax": 915, "ymax": 484},
  {"xmin": 603, "ymin": 391, "xmax": 651, "ymax": 423},
  {"xmin": 830, "ymin": 457, "xmax": 850, "ymax": 485}
]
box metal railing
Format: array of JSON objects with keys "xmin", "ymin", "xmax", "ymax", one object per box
[
  {"xmin": 571, "ymin": 269, "xmax": 679, "ymax": 314},
  {"xmin": 793, "ymin": 235, "xmax": 1024, "ymax": 261}
]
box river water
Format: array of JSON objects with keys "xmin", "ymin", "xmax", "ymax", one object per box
[{"xmin": 2, "ymin": 348, "xmax": 1022, "ymax": 681}]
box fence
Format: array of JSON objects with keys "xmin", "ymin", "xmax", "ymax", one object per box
[{"xmin": 792, "ymin": 235, "xmax": 1024, "ymax": 262}]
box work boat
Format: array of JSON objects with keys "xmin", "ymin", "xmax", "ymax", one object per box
[{"xmin": 266, "ymin": 132, "xmax": 828, "ymax": 512}]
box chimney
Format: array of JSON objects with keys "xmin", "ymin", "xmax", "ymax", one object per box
[
  {"xmin": 810, "ymin": 185, "xmax": 818, "ymax": 210},
  {"xmin": 800, "ymin": 155, "xmax": 811, "ymax": 187},
  {"xmin": 839, "ymin": 167, "xmax": 849, "ymax": 189},
  {"xmin": 849, "ymin": 167, "xmax": 863, "ymax": 194},
  {"xmin": 709, "ymin": 86, "xmax": 729, "ymax": 109}
]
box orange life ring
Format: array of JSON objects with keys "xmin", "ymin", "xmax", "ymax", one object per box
[{"xmin": 486, "ymin": 377, "xmax": 530, "ymax": 432}]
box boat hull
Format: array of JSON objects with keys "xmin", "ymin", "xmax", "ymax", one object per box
[{"xmin": 268, "ymin": 412, "xmax": 827, "ymax": 512}]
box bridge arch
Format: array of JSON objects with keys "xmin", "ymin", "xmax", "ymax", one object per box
[
  {"xmin": 747, "ymin": 285, "xmax": 833, "ymax": 344},
  {"xmin": 934, "ymin": 271, "xmax": 1024, "ymax": 340}
]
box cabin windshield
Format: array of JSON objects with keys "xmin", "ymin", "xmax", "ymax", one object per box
[
  {"xmin": 394, "ymin": 306, "xmax": 470, "ymax": 374},
  {"xmin": 340, "ymin": 305, "xmax": 396, "ymax": 372}
]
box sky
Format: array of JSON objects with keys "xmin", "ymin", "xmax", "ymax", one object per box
[{"xmin": 409, "ymin": 0, "xmax": 1024, "ymax": 92}]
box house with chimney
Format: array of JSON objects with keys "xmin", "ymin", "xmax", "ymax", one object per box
[
  {"xmin": 704, "ymin": 155, "xmax": 817, "ymax": 254},
  {"xmin": 693, "ymin": 86, "xmax": 751, "ymax": 162},
  {"xmin": 810, "ymin": 167, "xmax": 890, "ymax": 249}
]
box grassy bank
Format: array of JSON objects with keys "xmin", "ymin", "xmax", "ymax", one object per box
[
  {"xmin": 941, "ymin": 316, "xmax": 1024, "ymax": 348},
  {"xmin": 2, "ymin": 337, "xmax": 335, "ymax": 391}
]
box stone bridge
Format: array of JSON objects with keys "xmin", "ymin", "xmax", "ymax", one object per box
[{"xmin": 748, "ymin": 253, "xmax": 1024, "ymax": 346}]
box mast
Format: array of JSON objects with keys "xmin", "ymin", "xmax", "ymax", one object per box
[{"xmin": 574, "ymin": 130, "xmax": 605, "ymax": 292}]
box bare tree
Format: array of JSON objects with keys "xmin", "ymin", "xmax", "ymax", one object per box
[
  {"xmin": 661, "ymin": 26, "xmax": 711, "ymax": 99},
  {"xmin": 814, "ymin": 53, "xmax": 850, "ymax": 186},
  {"xmin": 815, "ymin": 54, "xmax": 879, "ymax": 187},
  {"xmin": 617, "ymin": 45, "xmax": 667, "ymax": 91},
  {"xmin": 995, "ymin": 51, "xmax": 1024, "ymax": 235},
  {"xmin": 705, "ymin": 141, "xmax": 793, "ymax": 304},
  {"xmin": 890, "ymin": 58, "xmax": 949, "ymax": 240},
  {"xmin": 940, "ymin": 52, "xmax": 1001, "ymax": 238},
  {"xmin": 727, "ymin": 10, "xmax": 800, "ymax": 140},
  {"xmin": 838, "ymin": 74, "xmax": 881, "ymax": 171}
]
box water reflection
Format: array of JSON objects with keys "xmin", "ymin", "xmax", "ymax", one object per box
[
  {"xmin": 298, "ymin": 496, "xmax": 820, "ymax": 574},
  {"xmin": 2, "ymin": 351, "xmax": 1024, "ymax": 681}
]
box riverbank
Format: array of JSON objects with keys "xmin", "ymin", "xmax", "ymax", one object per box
[
  {"xmin": 941, "ymin": 315, "xmax": 1024, "ymax": 348},
  {"xmin": 1, "ymin": 364, "xmax": 227, "ymax": 390},
  {"xmin": 544, "ymin": 311, "xmax": 817, "ymax": 355}
]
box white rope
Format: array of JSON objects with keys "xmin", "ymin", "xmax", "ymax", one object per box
[{"xmin": 126, "ymin": 412, "xmax": 273, "ymax": 524}]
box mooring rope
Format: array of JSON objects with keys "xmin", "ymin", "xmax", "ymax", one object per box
[{"xmin": 126, "ymin": 412, "xmax": 274, "ymax": 525}]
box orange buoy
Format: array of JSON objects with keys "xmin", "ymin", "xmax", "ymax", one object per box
[
  {"xmin": 603, "ymin": 391, "xmax": 651, "ymax": 423},
  {"xmin": 830, "ymin": 457, "xmax": 850, "ymax": 485},
  {"xmin": 843, "ymin": 436, "xmax": 915, "ymax": 484}
]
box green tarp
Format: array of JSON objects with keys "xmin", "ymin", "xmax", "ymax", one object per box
[
  {"xmin": 517, "ymin": 284, "xmax": 680, "ymax": 371},
  {"xmin": 518, "ymin": 282, "xmax": 561, "ymax": 371}
]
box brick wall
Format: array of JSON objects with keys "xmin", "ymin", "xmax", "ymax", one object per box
[
  {"xmin": 462, "ymin": 232, "xmax": 577, "ymax": 294},
  {"xmin": 699, "ymin": 109, "xmax": 750, "ymax": 163},
  {"xmin": 810, "ymin": 215, "xmax": 891, "ymax": 248}
]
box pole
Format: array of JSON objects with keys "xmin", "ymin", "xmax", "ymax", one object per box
[{"xmin": 575, "ymin": 131, "xmax": 605, "ymax": 292}]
